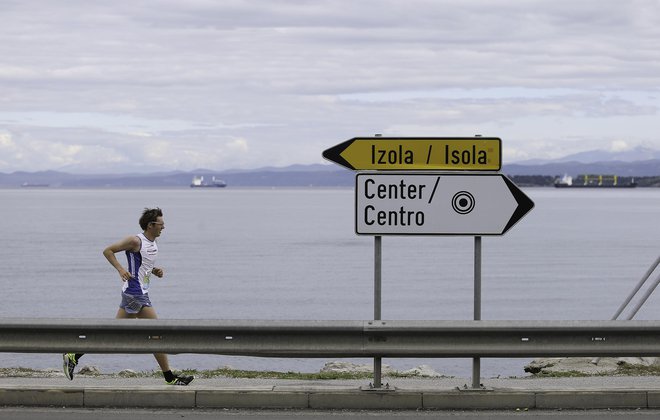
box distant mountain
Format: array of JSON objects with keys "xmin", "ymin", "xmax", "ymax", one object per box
[
  {"xmin": 3, "ymin": 149, "xmax": 660, "ymax": 188},
  {"xmin": 513, "ymin": 146, "xmax": 660, "ymax": 165},
  {"xmin": 504, "ymin": 146, "xmax": 660, "ymax": 177},
  {"xmin": 0, "ymin": 165, "xmax": 354, "ymax": 188},
  {"xmin": 557, "ymin": 146, "xmax": 660, "ymax": 163},
  {"xmin": 503, "ymin": 159, "xmax": 660, "ymax": 177}
]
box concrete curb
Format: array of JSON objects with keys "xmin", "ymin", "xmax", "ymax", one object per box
[{"xmin": 1, "ymin": 385, "xmax": 658, "ymax": 410}]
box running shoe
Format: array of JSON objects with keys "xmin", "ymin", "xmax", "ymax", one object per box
[
  {"xmin": 166, "ymin": 374, "xmax": 194, "ymax": 386},
  {"xmin": 62, "ymin": 353, "xmax": 77, "ymax": 381}
]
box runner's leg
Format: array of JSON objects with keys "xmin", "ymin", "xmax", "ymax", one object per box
[{"xmin": 136, "ymin": 306, "xmax": 171, "ymax": 372}]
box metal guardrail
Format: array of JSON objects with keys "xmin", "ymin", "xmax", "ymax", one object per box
[{"xmin": 1, "ymin": 318, "xmax": 660, "ymax": 358}]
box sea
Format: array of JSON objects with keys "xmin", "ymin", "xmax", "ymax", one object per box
[{"xmin": 2, "ymin": 186, "xmax": 660, "ymax": 378}]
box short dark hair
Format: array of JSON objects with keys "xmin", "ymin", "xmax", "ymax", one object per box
[{"xmin": 139, "ymin": 207, "xmax": 163, "ymax": 230}]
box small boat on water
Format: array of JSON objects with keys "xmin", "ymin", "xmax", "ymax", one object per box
[
  {"xmin": 190, "ymin": 176, "xmax": 227, "ymax": 188},
  {"xmin": 554, "ymin": 174, "xmax": 636, "ymax": 188}
]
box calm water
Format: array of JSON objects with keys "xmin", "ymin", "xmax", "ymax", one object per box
[{"xmin": 2, "ymin": 186, "xmax": 660, "ymax": 377}]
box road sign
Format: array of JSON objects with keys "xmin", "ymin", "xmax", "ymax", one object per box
[
  {"xmin": 355, "ymin": 173, "xmax": 533, "ymax": 235},
  {"xmin": 323, "ymin": 137, "xmax": 501, "ymax": 171}
]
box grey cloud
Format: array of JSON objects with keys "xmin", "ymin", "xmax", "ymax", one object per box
[{"xmin": 2, "ymin": 1, "xmax": 660, "ymax": 171}]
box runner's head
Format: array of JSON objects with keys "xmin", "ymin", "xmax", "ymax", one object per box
[{"xmin": 139, "ymin": 207, "xmax": 163, "ymax": 230}]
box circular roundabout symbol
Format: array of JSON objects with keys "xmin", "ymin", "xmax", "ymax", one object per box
[{"xmin": 451, "ymin": 191, "xmax": 475, "ymax": 215}]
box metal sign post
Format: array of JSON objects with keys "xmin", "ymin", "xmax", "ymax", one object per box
[
  {"xmin": 373, "ymin": 235, "xmax": 382, "ymax": 388},
  {"xmin": 472, "ymin": 236, "xmax": 482, "ymax": 388}
]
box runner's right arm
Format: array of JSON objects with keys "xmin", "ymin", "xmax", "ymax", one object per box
[{"xmin": 103, "ymin": 236, "xmax": 140, "ymax": 282}]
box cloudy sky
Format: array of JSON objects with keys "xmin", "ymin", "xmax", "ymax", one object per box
[{"xmin": 1, "ymin": 0, "xmax": 660, "ymax": 173}]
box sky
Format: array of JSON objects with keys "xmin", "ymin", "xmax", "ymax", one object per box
[{"xmin": 1, "ymin": 0, "xmax": 660, "ymax": 173}]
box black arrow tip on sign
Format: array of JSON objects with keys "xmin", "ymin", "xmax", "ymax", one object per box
[
  {"xmin": 501, "ymin": 175, "xmax": 535, "ymax": 234},
  {"xmin": 322, "ymin": 139, "xmax": 356, "ymax": 170}
]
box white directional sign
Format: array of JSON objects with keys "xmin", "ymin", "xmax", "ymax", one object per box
[{"xmin": 355, "ymin": 173, "xmax": 534, "ymax": 235}]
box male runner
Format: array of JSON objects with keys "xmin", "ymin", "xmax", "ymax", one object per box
[{"xmin": 63, "ymin": 207, "xmax": 193, "ymax": 385}]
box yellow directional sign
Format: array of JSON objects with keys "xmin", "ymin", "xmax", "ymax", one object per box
[{"xmin": 323, "ymin": 137, "xmax": 501, "ymax": 171}]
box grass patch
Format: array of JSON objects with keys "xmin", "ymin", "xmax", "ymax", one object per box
[
  {"xmin": 125, "ymin": 367, "xmax": 448, "ymax": 380},
  {"xmin": 184, "ymin": 367, "xmax": 452, "ymax": 380},
  {"xmin": 0, "ymin": 367, "xmax": 45, "ymax": 377},
  {"xmin": 177, "ymin": 368, "xmax": 376, "ymax": 380},
  {"xmin": 615, "ymin": 363, "xmax": 660, "ymax": 376},
  {"xmin": 529, "ymin": 363, "xmax": 660, "ymax": 378},
  {"xmin": 130, "ymin": 367, "xmax": 376, "ymax": 380},
  {"xmin": 531, "ymin": 370, "xmax": 594, "ymax": 378},
  {"xmin": 0, "ymin": 366, "xmax": 443, "ymax": 380}
]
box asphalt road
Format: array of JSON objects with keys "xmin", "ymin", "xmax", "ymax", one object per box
[{"xmin": 2, "ymin": 408, "xmax": 660, "ymax": 420}]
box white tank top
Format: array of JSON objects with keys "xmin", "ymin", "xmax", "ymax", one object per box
[{"xmin": 123, "ymin": 233, "xmax": 158, "ymax": 295}]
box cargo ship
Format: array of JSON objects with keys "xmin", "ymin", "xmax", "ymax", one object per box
[
  {"xmin": 21, "ymin": 182, "xmax": 50, "ymax": 188},
  {"xmin": 554, "ymin": 174, "xmax": 636, "ymax": 188},
  {"xmin": 190, "ymin": 176, "xmax": 227, "ymax": 188}
]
